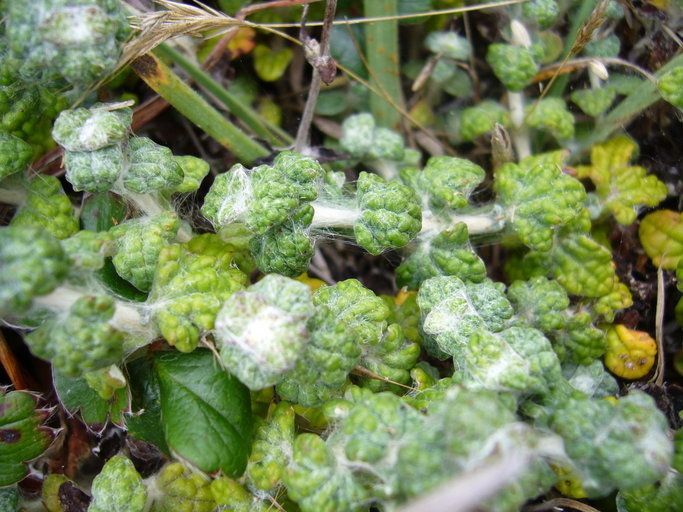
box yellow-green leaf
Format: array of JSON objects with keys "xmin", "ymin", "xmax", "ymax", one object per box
[
  {"xmin": 253, "ymin": 45, "xmax": 293, "ymax": 82},
  {"xmin": 639, "ymin": 209, "xmax": 683, "ymax": 269},
  {"xmin": 604, "ymin": 324, "xmax": 656, "ymax": 379},
  {"xmin": 576, "ymin": 136, "xmax": 667, "ymax": 225}
]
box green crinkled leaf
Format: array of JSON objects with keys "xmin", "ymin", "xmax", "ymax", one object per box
[
  {"xmin": 455, "ymin": 326, "xmax": 561, "ymax": 394},
  {"xmin": 173, "ymin": 155, "xmax": 211, "ymax": 193},
  {"xmin": 201, "ymin": 164, "xmax": 252, "ymax": 228},
  {"xmin": 64, "ymin": 144, "xmax": 124, "ymax": 193},
  {"xmin": 458, "ymin": 101, "xmax": 510, "ymax": 142},
  {"xmin": 125, "ymin": 356, "xmax": 169, "ymax": 454},
  {"xmin": 150, "ymin": 236, "xmax": 248, "ymax": 353},
  {"xmin": 0, "ymin": 388, "xmax": 52, "ymax": 487},
  {"xmin": 210, "ymin": 476, "xmax": 269, "ymax": 511},
  {"xmin": 247, "ymin": 151, "xmax": 323, "ymax": 235},
  {"xmin": 60, "ymin": 230, "xmax": 115, "ymax": 272},
  {"xmin": 486, "ymin": 44, "xmax": 538, "ymax": 92},
  {"xmin": 571, "ymin": 86, "xmax": 616, "ymax": 117},
  {"xmin": 247, "ymin": 401, "xmax": 296, "ymax": 492},
  {"xmin": 89, "ymin": 455, "xmax": 147, "ymax": 512},
  {"xmin": 0, "ymin": 225, "xmax": 70, "ymax": 316},
  {"xmin": 154, "ymin": 350, "xmax": 253, "ymax": 477},
  {"xmin": 0, "ymin": 131, "xmax": 32, "ymax": 179},
  {"xmin": 150, "ymin": 462, "xmax": 216, "ymax": 512},
  {"xmin": 354, "ymin": 172, "xmax": 422, "ymax": 255},
  {"xmin": 549, "ymin": 391, "xmax": 672, "ymax": 497},
  {"xmin": 418, "ymin": 276, "xmax": 514, "ymax": 359},
  {"xmin": 7, "ymin": 0, "xmax": 129, "ymax": 86},
  {"xmin": 27, "ymin": 294, "xmax": 127, "ymax": 377},
  {"xmin": 10, "ymin": 175, "xmax": 79, "ymax": 240},
  {"xmin": 396, "ymin": 223, "xmax": 487, "ymax": 290},
  {"xmin": 284, "ymin": 433, "xmax": 371, "ymax": 512},
  {"xmin": 80, "ymin": 193, "xmax": 148, "ymax": 302},
  {"xmin": 124, "ymin": 137, "xmax": 184, "ymax": 194},
  {"xmin": 508, "ymin": 277, "xmax": 569, "ymax": 332},
  {"xmin": 575, "ymin": 136, "xmax": 668, "ymax": 225},
  {"xmin": 639, "ymin": 209, "xmax": 683, "ymax": 270},
  {"xmin": 548, "ymin": 232, "xmax": 620, "ymax": 298},
  {"xmin": 250, "ymin": 205, "xmax": 315, "ymax": 277},
  {"xmin": 525, "ymin": 98, "xmax": 575, "ymax": 140},
  {"xmin": 400, "ymin": 156, "xmax": 486, "ymax": 211},
  {"xmin": 216, "ymin": 275, "xmax": 312, "ymax": 390},
  {"xmin": 314, "ymin": 279, "xmax": 389, "ymax": 346},
  {"xmin": 495, "ymin": 162, "xmax": 586, "ymax": 252},
  {"xmin": 277, "ymin": 306, "xmax": 361, "ymax": 407},
  {"xmin": 110, "ymin": 212, "xmax": 180, "ymax": 292},
  {"xmin": 659, "ymin": 67, "xmax": 683, "ymax": 109},
  {"xmin": 52, "ymin": 105, "xmax": 132, "ymax": 152},
  {"xmin": 53, "ymin": 367, "xmax": 130, "ymax": 433},
  {"xmin": 360, "ymin": 323, "xmax": 420, "ymax": 393}
]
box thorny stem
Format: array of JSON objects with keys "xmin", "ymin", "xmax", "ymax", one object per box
[{"xmin": 294, "ymin": 0, "xmax": 338, "ymax": 153}]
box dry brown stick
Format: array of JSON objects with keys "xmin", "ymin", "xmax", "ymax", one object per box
[
  {"xmin": 294, "ymin": 0, "xmax": 338, "ymax": 152},
  {"xmin": 524, "ymin": 498, "xmax": 602, "ymax": 512},
  {"xmin": 239, "ymin": 0, "xmax": 320, "ymax": 18},
  {"xmin": 0, "ymin": 330, "xmax": 38, "ymax": 390}
]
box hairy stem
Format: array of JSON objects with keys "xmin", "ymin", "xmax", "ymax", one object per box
[{"xmin": 508, "ymin": 91, "xmax": 531, "ymax": 160}]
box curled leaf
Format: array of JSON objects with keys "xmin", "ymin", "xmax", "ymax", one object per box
[{"xmin": 604, "ymin": 325, "xmax": 656, "ymax": 379}]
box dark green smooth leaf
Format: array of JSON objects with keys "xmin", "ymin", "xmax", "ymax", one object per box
[
  {"xmin": 97, "ymin": 259, "xmax": 148, "ymax": 302},
  {"xmin": 330, "ymin": 24, "xmax": 367, "ymax": 78},
  {"xmin": 154, "ymin": 349, "xmax": 253, "ymax": 477},
  {"xmin": 0, "ymin": 389, "xmax": 52, "ymax": 487},
  {"xmin": 79, "ymin": 193, "xmax": 147, "ymax": 301},
  {"xmin": 398, "ymin": 0, "xmax": 432, "ymax": 23},
  {"xmin": 125, "ymin": 356, "xmax": 169, "ymax": 454},
  {"xmin": 80, "ymin": 192, "xmax": 127, "ymax": 232},
  {"xmin": 53, "ymin": 369, "xmax": 130, "ymax": 433}
]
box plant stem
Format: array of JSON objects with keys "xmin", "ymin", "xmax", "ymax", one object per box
[
  {"xmin": 0, "ymin": 187, "xmax": 26, "ymax": 206},
  {"xmin": 363, "ymin": 0, "xmax": 403, "ymax": 128},
  {"xmin": 156, "ymin": 44, "xmax": 292, "ymax": 147},
  {"xmin": 310, "ymin": 202, "xmax": 360, "ymax": 229},
  {"xmin": 508, "ymin": 91, "xmax": 531, "ymax": 160},
  {"xmin": 295, "ymin": 0, "xmax": 338, "ymax": 153},
  {"xmin": 130, "ymin": 53, "xmax": 269, "ymax": 165}
]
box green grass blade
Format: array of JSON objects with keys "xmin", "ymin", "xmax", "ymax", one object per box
[
  {"xmin": 156, "ymin": 44, "xmax": 293, "ymax": 147},
  {"xmin": 363, "ymin": 0, "xmax": 404, "ymax": 128},
  {"xmin": 131, "ymin": 53, "xmax": 269, "ymax": 165}
]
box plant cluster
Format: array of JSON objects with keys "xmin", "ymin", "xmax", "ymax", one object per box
[{"xmin": 1, "ymin": 1, "xmax": 682, "ymax": 511}]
